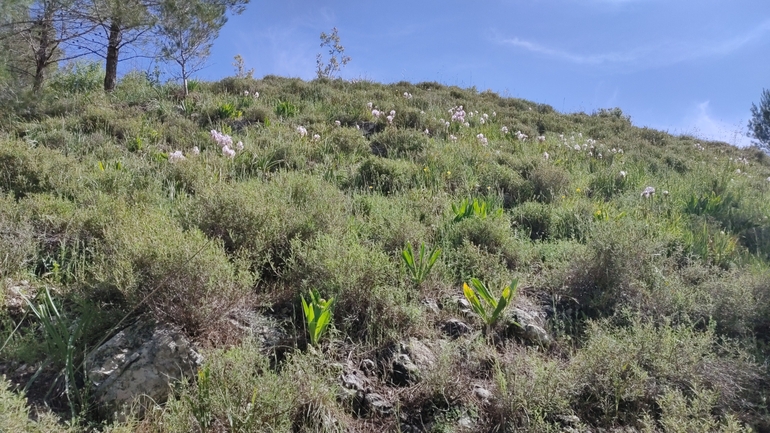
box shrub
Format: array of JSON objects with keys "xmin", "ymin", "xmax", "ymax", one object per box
[
  {"xmin": 370, "ymin": 128, "xmax": 428, "ymax": 158},
  {"xmin": 355, "ymin": 157, "xmax": 417, "ymax": 193},
  {"xmin": 570, "ymin": 318, "xmax": 758, "ymax": 429},
  {"xmin": 92, "ymin": 206, "xmax": 254, "ymax": 335},
  {"xmin": 528, "ymin": 164, "xmax": 570, "ymax": 203},
  {"xmin": 285, "ymin": 233, "xmax": 419, "ymax": 343},
  {"xmin": 0, "ymin": 195, "xmax": 35, "ymax": 278}
]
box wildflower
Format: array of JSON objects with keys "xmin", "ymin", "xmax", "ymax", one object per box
[
  {"xmin": 463, "ymin": 122, "xmax": 470, "ymax": 128},
  {"xmin": 641, "ymin": 186, "xmax": 655, "ymax": 198},
  {"xmin": 578, "ymin": 133, "xmax": 583, "ymax": 138},
  {"xmin": 767, "ymin": 176, "xmax": 770, "ymax": 182},
  {"xmin": 597, "ymin": 153, "xmax": 602, "ymax": 159},
  {"xmin": 372, "ymin": 109, "xmax": 381, "ymax": 118},
  {"xmin": 619, "ymin": 170, "xmax": 627, "ymax": 179},
  {"xmin": 236, "ymin": 141, "xmax": 244, "ymax": 150},
  {"xmin": 367, "ymin": 102, "xmax": 373, "ymax": 109},
  {"xmin": 403, "ymin": 92, "xmax": 413, "ymax": 99},
  {"xmin": 543, "ymin": 152, "xmax": 549, "ymax": 160},
  {"xmin": 501, "ymin": 126, "xmax": 508, "ymax": 134},
  {"xmin": 424, "ymin": 129, "xmax": 430, "ymax": 135},
  {"xmin": 210, "ymin": 129, "xmax": 233, "ymax": 148},
  {"xmin": 386, "ymin": 115, "xmax": 394, "ymax": 124},
  {"xmin": 440, "ymin": 118, "xmax": 445, "ymax": 123},
  {"xmin": 168, "ymin": 150, "xmax": 185, "ymax": 163},
  {"xmin": 254, "ymin": 92, "xmax": 259, "ymax": 98},
  {"xmin": 574, "ymin": 144, "xmax": 581, "ymax": 151},
  {"xmin": 663, "ymin": 190, "xmax": 669, "ymax": 197},
  {"xmin": 445, "ymin": 121, "xmax": 450, "ymax": 128},
  {"xmin": 480, "ymin": 118, "xmax": 485, "ymax": 125},
  {"xmin": 449, "ymin": 134, "xmax": 458, "ymax": 142},
  {"xmin": 191, "ymin": 146, "xmax": 200, "ymax": 155},
  {"xmin": 735, "ymin": 169, "xmax": 741, "ymax": 174},
  {"xmin": 222, "ymin": 145, "xmax": 236, "ymax": 158},
  {"xmin": 335, "ymin": 120, "xmax": 341, "ymax": 127},
  {"xmin": 243, "ymin": 90, "xmax": 249, "ymax": 96},
  {"xmin": 390, "ymin": 110, "xmax": 396, "ymax": 117},
  {"xmin": 537, "ymin": 135, "xmax": 546, "ymax": 142},
  {"xmin": 483, "ymin": 113, "xmax": 489, "ymax": 119},
  {"xmin": 296, "ymin": 126, "xmax": 308, "ymax": 137},
  {"xmin": 312, "ymin": 134, "xmax": 321, "ymax": 141},
  {"xmin": 492, "ymin": 111, "xmax": 496, "ymax": 117},
  {"xmin": 477, "ymin": 133, "xmax": 488, "ymax": 145}
]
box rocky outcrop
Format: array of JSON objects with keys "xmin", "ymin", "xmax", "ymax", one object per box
[
  {"xmin": 503, "ymin": 307, "xmax": 551, "ymax": 347},
  {"xmin": 86, "ymin": 319, "xmax": 203, "ymax": 419}
]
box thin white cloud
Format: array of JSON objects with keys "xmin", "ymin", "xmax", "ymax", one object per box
[
  {"xmin": 496, "ymin": 19, "xmax": 770, "ymax": 67},
  {"xmin": 678, "ymin": 101, "xmax": 753, "ymax": 147}
]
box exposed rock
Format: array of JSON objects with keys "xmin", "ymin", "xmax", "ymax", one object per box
[
  {"xmin": 226, "ymin": 309, "xmax": 290, "ymax": 350},
  {"xmin": 3, "ymin": 279, "xmax": 31, "ymax": 317},
  {"xmin": 340, "ymin": 369, "xmax": 368, "ymax": 393},
  {"xmin": 503, "ymin": 307, "xmax": 551, "ymax": 347},
  {"xmin": 473, "ymin": 385, "xmax": 493, "ymax": 402},
  {"xmin": 442, "ymin": 318, "xmax": 472, "ymax": 338},
  {"xmin": 86, "ymin": 319, "xmax": 203, "ymax": 419},
  {"xmin": 391, "ymin": 338, "xmax": 437, "ymax": 385},
  {"xmin": 399, "ymin": 338, "xmax": 436, "ymax": 369},
  {"xmin": 360, "ymin": 358, "xmax": 377, "ymax": 377},
  {"xmin": 457, "ymin": 415, "xmax": 475, "ymax": 430},
  {"xmin": 365, "ymin": 392, "xmax": 393, "ymax": 416},
  {"xmin": 557, "ymin": 414, "xmax": 581, "ymax": 425},
  {"xmin": 392, "ymin": 353, "xmax": 420, "ymax": 386},
  {"xmin": 422, "ymin": 298, "xmax": 440, "ymax": 314}
]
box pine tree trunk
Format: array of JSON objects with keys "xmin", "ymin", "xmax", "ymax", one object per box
[{"xmin": 104, "ymin": 20, "xmax": 121, "ymax": 92}]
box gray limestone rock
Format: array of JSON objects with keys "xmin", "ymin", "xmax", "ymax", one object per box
[
  {"xmin": 504, "ymin": 307, "xmax": 551, "ymax": 347},
  {"xmin": 86, "ymin": 319, "xmax": 203, "ymax": 419}
]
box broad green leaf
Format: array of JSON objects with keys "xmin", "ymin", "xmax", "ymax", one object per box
[
  {"xmin": 463, "ymin": 283, "xmax": 487, "ymax": 321},
  {"xmin": 470, "ymin": 278, "xmax": 496, "ymax": 308}
]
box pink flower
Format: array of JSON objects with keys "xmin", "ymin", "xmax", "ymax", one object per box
[
  {"xmin": 372, "ymin": 109, "xmax": 381, "ymax": 118},
  {"xmin": 386, "ymin": 115, "xmax": 394, "ymax": 124},
  {"xmin": 222, "ymin": 145, "xmax": 236, "ymax": 158},
  {"xmin": 312, "ymin": 134, "xmax": 321, "ymax": 141},
  {"xmin": 477, "ymin": 133, "xmax": 488, "ymax": 146},
  {"xmin": 236, "ymin": 141, "xmax": 244, "ymax": 150},
  {"xmin": 296, "ymin": 126, "xmax": 308, "ymax": 137},
  {"xmin": 335, "ymin": 120, "xmax": 341, "ymax": 127}
]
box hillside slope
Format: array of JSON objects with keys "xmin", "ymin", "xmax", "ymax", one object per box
[{"xmin": 1, "ymin": 73, "xmax": 769, "ymax": 432}]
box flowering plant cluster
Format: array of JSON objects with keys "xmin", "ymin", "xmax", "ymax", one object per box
[
  {"xmin": 168, "ymin": 150, "xmax": 186, "ymax": 163},
  {"xmin": 210, "ymin": 129, "xmax": 242, "ymax": 158}
]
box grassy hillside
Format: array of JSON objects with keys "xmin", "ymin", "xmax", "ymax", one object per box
[{"xmin": 1, "ymin": 69, "xmax": 769, "ymax": 432}]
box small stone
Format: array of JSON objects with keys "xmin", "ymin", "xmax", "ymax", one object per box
[
  {"xmin": 422, "ymin": 298, "xmax": 440, "ymax": 314},
  {"xmin": 457, "ymin": 416, "xmax": 474, "ymax": 429},
  {"xmin": 443, "ymin": 319, "xmax": 472, "ymax": 338},
  {"xmin": 365, "ymin": 392, "xmax": 393, "ymax": 416},
  {"xmin": 474, "ymin": 386, "xmax": 492, "ymax": 402},
  {"xmin": 557, "ymin": 414, "xmax": 581, "ymax": 425},
  {"xmin": 340, "ymin": 371, "xmax": 367, "ymax": 393},
  {"xmin": 360, "ymin": 359, "xmax": 376, "ymax": 376},
  {"xmin": 392, "ymin": 354, "xmax": 420, "ymax": 386}
]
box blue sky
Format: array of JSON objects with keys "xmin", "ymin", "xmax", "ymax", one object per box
[{"xmin": 180, "ymin": 0, "xmax": 770, "ymax": 147}]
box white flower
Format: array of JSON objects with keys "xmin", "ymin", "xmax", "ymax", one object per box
[
  {"xmin": 449, "ymin": 134, "xmax": 458, "ymax": 141},
  {"xmin": 641, "ymin": 186, "xmax": 655, "ymax": 198},
  {"xmin": 236, "ymin": 141, "xmax": 244, "ymax": 150},
  {"xmin": 483, "ymin": 113, "xmax": 489, "ymax": 119},
  {"xmin": 543, "ymin": 152, "xmax": 549, "ymax": 160},
  {"xmin": 445, "ymin": 121, "xmax": 450, "ymax": 128},
  {"xmin": 574, "ymin": 144, "xmax": 581, "ymax": 151},
  {"xmin": 767, "ymin": 176, "xmax": 770, "ymax": 182},
  {"xmin": 296, "ymin": 126, "xmax": 308, "ymax": 137},
  {"xmin": 191, "ymin": 146, "xmax": 200, "ymax": 155},
  {"xmin": 222, "ymin": 145, "xmax": 236, "ymax": 158},
  {"xmin": 243, "ymin": 90, "xmax": 249, "ymax": 96},
  {"xmin": 424, "ymin": 129, "xmax": 430, "ymax": 135},
  {"xmin": 390, "ymin": 110, "xmax": 396, "ymax": 117},
  {"xmin": 168, "ymin": 150, "xmax": 185, "ymax": 163},
  {"xmin": 210, "ymin": 129, "xmax": 233, "ymax": 148},
  {"xmin": 254, "ymin": 92, "xmax": 259, "ymax": 98},
  {"xmin": 492, "ymin": 111, "xmax": 496, "ymax": 117},
  {"xmin": 403, "ymin": 92, "xmax": 412, "ymax": 99},
  {"xmin": 386, "ymin": 115, "xmax": 394, "ymax": 124},
  {"xmin": 335, "ymin": 120, "xmax": 341, "ymax": 127},
  {"xmin": 501, "ymin": 126, "xmax": 508, "ymax": 134},
  {"xmin": 477, "ymin": 133, "xmax": 488, "ymax": 145},
  {"xmin": 619, "ymin": 171, "xmax": 627, "ymax": 179},
  {"xmin": 663, "ymin": 190, "xmax": 669, "ymax": 196},
  {"xmin": 479, "ymin": 118, "xmax": 486, "ymax": 125},
  {"xmin": 372, "ymin": 109, "xmax": 381, "ymax": 118},
  {"xmin": 463, "ymin": 122, "xmax": 470, "ymax": 128},
  {"xmin": 312, "ymin": 134, "xmax": 321, "ymax": 142},
  {"xmin": 367, "ymin": 102, "xmax": 373, "ymax": 109},
  {"xmin": 537, "ymin": 135, "xmax": 546, "ymax": 142}
]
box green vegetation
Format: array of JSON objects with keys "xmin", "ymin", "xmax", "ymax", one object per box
[{"xmin": 0, "ymin": 72, "xmax": 769, "ymax": 432}]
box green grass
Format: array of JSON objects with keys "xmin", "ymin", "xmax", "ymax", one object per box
[{"xmin": 0, "ymin": 72, "xmax": 769, "ymax": 432}]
